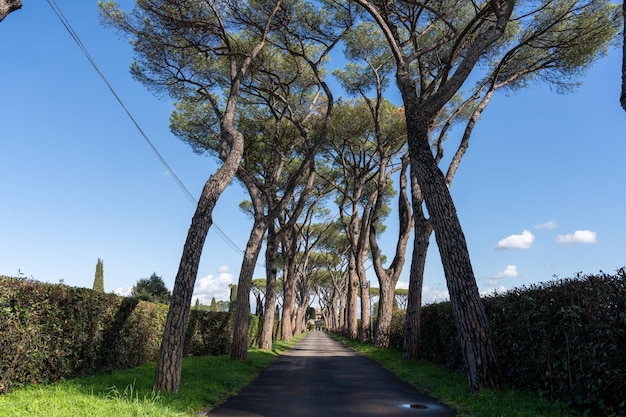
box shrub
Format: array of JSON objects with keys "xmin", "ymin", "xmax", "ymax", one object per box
[
  {"xmin": 388, "ymin": 310, "xmax": 407, "ymax": 351},
  {"xmin": 0, "ymin": 276, "xmax": 167, "ymax": 393},
  {"xmin": 184, "ymin": 311, "xmax": 263, "ymax": 356},
  {"xmin": 184, "ymin": 310, "xmax": 233, "ymax": 356},
  {"xmin": 416, "ymin": 269, "xmax": 626, "ymax": 416}
]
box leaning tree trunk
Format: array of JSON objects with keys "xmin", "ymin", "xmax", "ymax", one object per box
[
  {"xmin": 406, "ymin": 111, "xmax": 500, "ymax": 391},
  {"xmin": 0, "ymin": 0, "xmax": 21, "ymax": 23},
  {"xmin": 231, "ymin": 216, "xmax": 267, "ymax": 360},
  {"xmin": 402, "ymin": 169, "xmax": 432, "ymax": 360},
  {"xmin": 259, "ymin": 224, "xmax": 278, "ymax": 350},
  {"xmin": 154, "ymin": 129, "xmax": 244, "ymax": 393},
  {"xmin": 230, "ymin": 172, "xmax": 268, "ymax": 359}
]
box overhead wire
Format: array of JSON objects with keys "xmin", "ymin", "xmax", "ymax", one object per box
[{"xmin": 46, "ymin": 0, "xmax": 246, "ymax": 258}]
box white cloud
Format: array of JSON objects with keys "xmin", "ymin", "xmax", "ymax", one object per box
[
  {"xmin": 556, "ymin": 230, "xmax": 597, "ymax": 244},
  {"xmin": 193, "ymin": 265, "xmax": 234, "ymax": 304},
  {"xmin": 396, "ymin": 281, "xmax": 409, "ymax": 290},
  {"xmin": 496, "ymin": 230, "xmax": 535, "ymax": 250},
  {"xmin": 422, "ymin": 285, "xmax": 450, "ymax": 305},
  {"xmin": 480, "ymin": 285, "xmax": 508, "ymax": 297},
  {"xmin": 492, "ymin": 265, "xmax": 519, "ymax": 279},
  {"xmin": 115, "ymin": 287, "xmax": 132, "ymax": 297},
  {"xmin": 534, "ymin": 220, "xmax": 557, "ymax": 230}
]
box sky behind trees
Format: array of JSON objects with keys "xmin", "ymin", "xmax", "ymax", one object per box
[{"xmin": 1, "ymin": 1, "xmax": 625, "ymax": 305}]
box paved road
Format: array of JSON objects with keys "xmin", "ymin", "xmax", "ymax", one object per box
[{"xmin": 206, "ymin": 331, "xmax": 457, "ymax": 416}]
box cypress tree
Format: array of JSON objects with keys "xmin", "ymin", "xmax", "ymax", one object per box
[
  {"xmin": 92, "ymin": 258, "xmax": 104, "ymax": 293},
  {"xmin": 209, "ymin": 297, "xmax": 217, "ymax": 312}
]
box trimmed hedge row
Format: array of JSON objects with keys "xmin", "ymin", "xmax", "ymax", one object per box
[
  {"xmin": 184, "ymin": 310, "xmax": 233, "ymax": 356},
  {"xmin": 184, "ymin": 311, "xmax": 263, "ymax": 356},
  {"xmin": 0, "ymin": 276, "xmax": 167, "ymax": 393},
  {"xmin": 397, "ymin": 269, "xmax": 626, "ymax": 416}
]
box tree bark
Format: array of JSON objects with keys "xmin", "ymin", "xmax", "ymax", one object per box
[
  {"xmin": 351, "ymin": 0, "xmax": 511, "ymax": 391},
  {"xmin": 278, "ymin": 228, "xmax": 299, "ymax": 340},
  {"xmin": 359, "ymin": 276, "xmax": 371, "ymax": 342},
  {"xmin": 402, "ymin": 168, "xmax": 432, "ymax": 360},
  {"xmin": 0, "ymin": 0, "xmax": 20, "ymax": 23},
  {"xmin": 230, "ymin": 167, "xmax": 269, "ymax": 358},
  {"xmin": 259, "ymin": 224, "xmax": 278, "ymax": 350},
  {"xmin": 231, "ymin": 216, "xmax": 267, "ymax": 360},
  {"xmin": 405, "ymin": 108, "xmax": 500, "ymax": 391},
  {"xmin": 154, "ymin": 129, "xmax": 244, "ymax": 393},
  {"xmin": 371, "ymin": 155, "xmax": 412, "ymax": 348},
  {"xmin": 345, "ymin": 254, "xmax": 359, "ymax": 339}
]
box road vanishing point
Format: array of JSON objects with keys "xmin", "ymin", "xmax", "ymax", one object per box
[{"xmin": 206, "ymin": 331, "xmax": 457, "ymax": 416}]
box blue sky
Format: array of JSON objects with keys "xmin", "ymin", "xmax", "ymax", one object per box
[{"xmin": 1, "ymin": 1, "xmax": 624, "ymax": 306}]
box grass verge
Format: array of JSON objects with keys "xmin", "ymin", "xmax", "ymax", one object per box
[
  {"xmin": 0, "ymin": 335, "xmax": 304, "ymax": 417},
  {"xmin": 335, "ymin": 334, "xmax": 581, "ymax": 417}
]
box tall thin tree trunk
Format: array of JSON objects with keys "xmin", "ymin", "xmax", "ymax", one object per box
[
  {"xmin": 295, "ymin": 300, "xmax": 308, "ymax": 334},
  {"xmin": 357, "ymin": 249, "xmax": 370, "ymax": 342},
  {"xmin": 406, "ymin": 112, "xmax": 500, "ymax": 391},
  {"xmin": 359, "ymin": 277, "xmax": 371, "ymax": 342},
  {"xmin": 374, "ymin": 279, "xmax": 396, "ymax": 347},
  {"xmin": 403, "ymin": 221, "xmax": 431, "ymax": 360},
  {"xmin": 336, "ymin": 291, "xmax": 346, "ymax": 331},
  {"xmin": 155, "ymin": 131, "xmax": 244, "ymax": 393},
  {"xmin": 231, "ymin": 217, "xmax": 267, "ymax": 360},
  {"xmin": 281, "ymin": 274, "xmax": 296, "ymax": 340},
  {"xmin": 371, "ymin": 154, "xmax": 412, "ymax": 348},
  {"xmin": 403, "ymin": 167, "xmax": 432, "ymax": 360},
  {"xmin": 259, "ymin": 225, "xmax": 278, "ymax": 350},
  {"xmin": 345, "ymin": 256, "xmax": 359, "ymax": 339}
]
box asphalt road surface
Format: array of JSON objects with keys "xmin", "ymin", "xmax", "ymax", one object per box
[{"xmin": 206, "ymin": 331, "xmax": 457, "ymax": 416}]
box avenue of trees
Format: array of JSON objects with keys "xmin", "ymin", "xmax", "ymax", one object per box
[
  {"xmin": 0, "ymin": 0, "xmax": 621, "ymax": 396},
  {"xmin": 91, "ymin": 0, "xmax": 622, "ymax": 394}
]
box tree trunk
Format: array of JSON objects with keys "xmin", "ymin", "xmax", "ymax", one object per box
[
  {"xmin": 280, "ymin": 272, "xmax": 296, "ymax": 340},
  {"xmin": 403, "ymin": 166, "xmax": 432, "ymax": 360},
  {"xmin": 295, "ymin": 300, "xmax": 308, "ymax": 334},
  {"xmin": 259, "ymin": 224, "xmax": 278, "ymax": 350},
  {"xmin": 375, "ymin": 280, "xmax": 396, "ymax": 347},
  {"xmin": 402, "ymin": 234, "xmax": 427, "ymax": 359},
  {"xmin": 405, "ymin": 109, "xmax": 500, "ymax": 391},
  {"xmin": 336, "ymin": 290, "xmax": 346, "ymax": 332},
  {"xmin": 154, "ymin": 130, "xmax": 244, "ymax": 393},
  {"xmin": 231, "ymin": 217, "xmax": 267, "ymax": 360},
  {"xmin": 0, "ymin": 0, "xmax": 20, "ymax": 23},
  {"xmin": 345, "ymin": 255, "xmax": 359, "ymax": 339},
  {"xmin": 359, "ymin": 278, "xmax": 371, "ymax": 342},
  {"xmin": 371, "ymin": 154, "xmax": 412, "ymax": 348}
]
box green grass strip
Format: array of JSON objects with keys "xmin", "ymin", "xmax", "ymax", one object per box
[
  {"xmin": 0, "ymin": 335, "xmax": 303, "ymax": 417},
  {"xmin": 335, "ymin": 334, "xmax": 581, "ymax": 417}
]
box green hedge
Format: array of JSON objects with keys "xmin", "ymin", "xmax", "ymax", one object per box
[
  {"xmin": 184, "ymin": 311, "xmax": 262, "ymax": 356},
  {"xmin": 0, "ymin": 276, "xmax": 167, "ymax": 393},
  {"xmin": 488, "ymin": 270, "xmax": 626, "ymax": 416},
  {"xmin": 395, "ymin": 269, "xmax": 626, "ymax": 416},
  {"xmin": 0, "ymin": 276, "xmax": 273, "ymax": 394}
]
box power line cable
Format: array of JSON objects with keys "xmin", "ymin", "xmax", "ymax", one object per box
[{"xmin": 46, "ymin": 0, "xmax": 246, "ymax": 258}]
